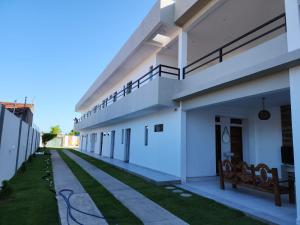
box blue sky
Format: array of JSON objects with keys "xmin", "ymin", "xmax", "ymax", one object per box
[{"xmin": 0, "ymin": 0, "xmax": 156, "ymax": 133}]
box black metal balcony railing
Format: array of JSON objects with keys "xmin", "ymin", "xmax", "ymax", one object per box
[
  {"xmin": 75, "ymin": 64, "xmax": 180, "ymax": 124},
  {"xmin": 183, "ymin": 13, "xmax": 286, "ymax": 78}
]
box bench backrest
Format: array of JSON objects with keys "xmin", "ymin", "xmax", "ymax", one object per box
[
  {"xmin": 253, "ymin": 163, "xmax": 279, "ymax": 188},
  {"xmin": 219, "ymin": 160, "xmax": 279, "ymax": 188}
]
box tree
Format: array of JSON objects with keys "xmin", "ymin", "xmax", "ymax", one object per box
[
  {"xmin": 68, "ymin": 130, "xmax": 80, "ymax": 136},
  {"xmin": 42, "ymin": 133, "xmax": 57, "ymax": 148},
  {"xmin": 50, "ymin": 125, "xmax": 61, "ymax": 135}
]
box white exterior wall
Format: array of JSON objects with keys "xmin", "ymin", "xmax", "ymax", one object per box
[
  {"xmin": 186, "ymin": 109, "xmax": 215, "ymax": 177},
  {"xmin": 156, "ymin": 53, "xmax": 178, "ymax": 67},
  {"xmin": 252, "ymin": 107, "xmax": 282, "ymax": 170},
  {"xmin": 87, "ymin": 54, "xmax": 157, "ymax": 112},
  {"xmin": 81, "ymin": 108, "xmax": 182, "ymax": 177},
  {"xmin": 186, "ymin": 105, "xmax": 284, "ymax": 178}
]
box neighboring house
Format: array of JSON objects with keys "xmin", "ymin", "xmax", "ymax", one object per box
[
  {"xmin": 46, "ymin": 134, "xmax": 79, "ymax": 148},
  {"xmin": 74, "ymin": 0, "xmax": 300, "ymax": 223},
  {"xmin": 0, "ymin": 102, "xmax": 34, "ymax": 126}
]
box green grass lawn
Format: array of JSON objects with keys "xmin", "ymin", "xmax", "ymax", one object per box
[
  {"xmin": 0, "ymin": 152, "xmax": 59, "ymax": 225},
  {"xmin": 58, "ymin": 150, "xmax": 142, "ymax": 225},
  {"xmin": 69, "ymin": 149, "xmax": 264, "ymax": 225}
]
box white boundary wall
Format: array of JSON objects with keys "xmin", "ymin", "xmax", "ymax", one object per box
[{"xmin": 0, "ymin": 105, "xmax": 40, "ymax": 185}]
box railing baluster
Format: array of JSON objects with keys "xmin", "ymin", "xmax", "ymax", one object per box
[
  {"xmin": 219, "ymin": 48, "xmax": 223, "ymax": 63},
  {"xmin": 159, "ymin": 65, "xmax": 162, "ymax": 77}
]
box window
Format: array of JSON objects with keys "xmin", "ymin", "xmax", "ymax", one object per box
[
  {"xmin": 154, "ymin": 124, "xmax": 163, "ymax": 132},
  {"xmin": 121, "ymin": 129, "xmax": 124, "ymax": 144},
  {"xmin": 144, "ymin": 126, "xmax": 149, "ymax": 146}
]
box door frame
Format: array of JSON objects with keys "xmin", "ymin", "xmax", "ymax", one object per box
[
  {"xmin": 110, "ymin": 130, "xmax": 115, "ymax": 158},
  {"xmin": 85, "ymin": 134, "xmax": 88, "ymax": 152},
  {"xmin": 215, "ymin": 124, "xmax": 221, "ymax": 175},
  {"xmin": 215, "ymin": 116, "xmax": 245, "ymax": 173},
  {"xmin": 230, "ymin": 125, "xmax": 244, "ymax": 163},
  {"xmin": 124, "ymin": 128, "xmax": 131, "ymax": 163},
  {"xmin": 99, "ymin": 132, "xmax": 104, "ymax": 155},
  {"xmin": 90, "ymin": 133, "xmax": 97, "ymax": 153}
]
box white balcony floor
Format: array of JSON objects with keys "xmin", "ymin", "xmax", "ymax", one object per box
[{"xmin": 178, "ymin": 177, "xmax": 296, "ymax": 225}]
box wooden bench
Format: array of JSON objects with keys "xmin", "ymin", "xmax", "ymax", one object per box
[{"xmin": 219, "ymin": 160, "xmax": 295, "ymax": 206}]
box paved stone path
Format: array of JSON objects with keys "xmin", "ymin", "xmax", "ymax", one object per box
[
  {"xmin": 51, "ymin": 150, "xmax": 108, "ymax": 225},
  {"xmin": 64, "ymin": 150, "xmax": 189, "ymax": 225}
]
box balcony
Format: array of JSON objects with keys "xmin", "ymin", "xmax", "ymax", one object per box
[
  {"xmin": 173, "ymin": 14, "xmax": 288, "ymax": 101},
  {"xmin": 74, "ymin": 65, "xmax": 180, "ymax": 130},
  {"xmin": 183, "ymin": 14, "xmax": 286, "ymax": 78}
]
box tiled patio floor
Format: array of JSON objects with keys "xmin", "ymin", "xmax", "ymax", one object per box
[{"xmin": 178, "ymin": 177, "xmax": 296, "ymax": 225}]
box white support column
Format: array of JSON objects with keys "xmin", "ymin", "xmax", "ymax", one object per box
[
  {"xmin": 285, "ymin": 0, "xmax": 300, "ymax": 51},
  {"xmin": 178, "ymin": 28, "xmax": 187, "ymax": 80},
  {"xmin": 290, "ymin": 66, "xmax": 300, "ymax": 224},
  {"xmin": 285, "ymin": 1, "xmax": 300, "ymax": 223},
  {"xmin": 180, "ymin": 102, "xmax": 187, "ymax": 183}
]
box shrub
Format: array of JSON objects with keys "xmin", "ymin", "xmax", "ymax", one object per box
[
  {"xmin": 42, "ymin": 133, "xmax": 57, "ymax": 148},
  {"xmin": 0, "ymin": 180, "xmax": 13, "ymax": 199}
]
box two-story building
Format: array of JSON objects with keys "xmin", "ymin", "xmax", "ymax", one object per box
[{"xmin": 74, "ymin": 0, "xmax": 300, "ymax": 224}]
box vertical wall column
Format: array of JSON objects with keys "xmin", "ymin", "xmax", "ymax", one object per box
[
  {"xmin": 178, "ymin": 29, "xmax": 188, "ymax": 181},
  {"xmin": 0, "ymin": 105, "xmax": 5, "ymax": 150},
  {"xmin": 24, "ymin": 126, "xmax": 30, "ymax": 161},
  {"xmin": 285, "ymin": 0, "xmax": 300, "ymax": 51},
  {"xmin": 15, "ymin": 119, "xmax": 23, "ymax": 172},
  {"xmin": 178, "ymin": 28, "xmax": 187, "ymax": 80},
  {"xmin": 290, "ymin": 66, "xmax": 300, "ymax": 225},
  {"xmin": 30, "ymin": 130, "xmax": 34, "ymax": 155},
  {"xmin": 180, "ymin": 103, "xmax": 187, "ymax": 183},
  {"xmin": 285, "ymin": 0, "xmax": 300, "ymax": 223}
]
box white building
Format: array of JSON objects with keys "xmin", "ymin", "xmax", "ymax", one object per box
[{"xmin": 75, "ymin": 0, "xmax": 300, "ymax": 223}]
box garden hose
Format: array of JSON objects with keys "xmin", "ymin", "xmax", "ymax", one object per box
[
  {"xmin": 59, "ymin": 189, "xmax": 105, "ymax": 225},
  {"xmin": 41, "ymin": 152, "xmax": 105, "ymax": 224}
]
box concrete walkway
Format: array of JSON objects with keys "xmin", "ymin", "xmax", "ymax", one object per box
[
  {"xmin": 51, "ymin": 150, "xmax": 108, "ymax": 225},
  {"xmin": 83, "ymin": 151, "xmax": 181, "ymax": 185},
  {"xmin": 64, "ymin": 150, "xmax": 189, "ymax": 225}
]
